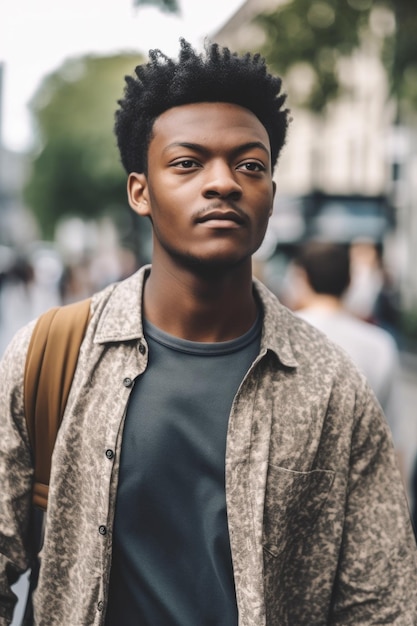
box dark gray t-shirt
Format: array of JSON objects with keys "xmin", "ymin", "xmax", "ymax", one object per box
[{"xmin": 105, "ymin": 315, "xmax": 262, "ymax": 625}]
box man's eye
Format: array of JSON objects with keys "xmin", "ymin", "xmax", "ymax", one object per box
[
  {"xmin": 239, "ymin": 162, "xmax": 265, "ymax": 172},
  {"xmin": 175, "ymin": 159, "xmax": 199, "ymax": 168}
]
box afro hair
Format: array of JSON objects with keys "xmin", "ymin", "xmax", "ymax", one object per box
[{"xmin": 115, "ymin": 38, "xmax": 290, "ymax": 174}]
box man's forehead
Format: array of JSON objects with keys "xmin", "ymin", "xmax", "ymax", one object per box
[{"xmin": 151, "ymin": 101, "xmax": 270, "ymax": 148}]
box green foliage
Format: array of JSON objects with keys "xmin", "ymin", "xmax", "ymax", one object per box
[
  {"xmin": 255, "ymin": 0, "xmax": 417, "ymax": 115},
  {"xmin": 133, "ymin": 0, "xmax": 179, "ymax": 12},
  {"xmin": 24, "ymin": 53, "xmax": 144, "ymax": 239},
  {"xmin": 256, "ymin": 0, "xmax": 374, "ymax": 112},
  {"xmin": 389, "ymin": 2, "xmax": 417, "ymax": 114}
]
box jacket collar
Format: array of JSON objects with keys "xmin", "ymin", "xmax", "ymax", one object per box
[
  {"xmin": 253, "ymin": 277, "xmax": 299, "ymax": 368},
  {"xmin": 94, "ymin": 265, "xmax": 299, "ymax": 368},
  {"xmin": 93, "ymin": 265, "xmax": 150, "ymax": 344}
]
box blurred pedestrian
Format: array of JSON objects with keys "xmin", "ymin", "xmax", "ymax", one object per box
[
  {"xmin": 293, "ymin": 240, "xmax": 402, "ymax": 447},
  {"xmin": 0, "ymin": 255, "xmax": 59, "ymax": 357},
  {"xmin": 344, "ymin": 239, "xmax": 400, "ymax": 338}
]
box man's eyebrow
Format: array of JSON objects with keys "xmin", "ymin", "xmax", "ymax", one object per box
[
  {"xmin": 233, "ymin": 141, "xmax": 270, "ymax": 157},
  {"xmin": 162, "ymin": 142, "xmax": 206, "ymax": 155},
  {"xmin": 163, "ymin": 141, "xmax": 270, "ymax": 157}
]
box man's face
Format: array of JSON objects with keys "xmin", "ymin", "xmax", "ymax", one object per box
[{"xmin": 128, "ymin": 101, "xmax": 275, "ymax": 272}]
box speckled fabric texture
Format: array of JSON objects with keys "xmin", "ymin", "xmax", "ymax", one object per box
[{"xmin": 1, "ymin": 265, "xmax": 416, "ymax": 625}]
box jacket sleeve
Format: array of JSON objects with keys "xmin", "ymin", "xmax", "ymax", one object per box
[
  {"xmin": 0, "ymin": 323, "xmax": 36, "ymax": 625},
  {"xmin": 330, "ymin": 383, "xmax": 417, "ymax": 624}
]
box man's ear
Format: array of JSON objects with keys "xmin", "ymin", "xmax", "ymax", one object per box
[{"xmin": 127, "ymin": 172, "xmax": 151, "ymax": 217}]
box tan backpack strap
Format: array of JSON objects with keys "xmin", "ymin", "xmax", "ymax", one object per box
[{"xmin": 24, "ymin": 298, "xmax": 91, "ymax": 511}]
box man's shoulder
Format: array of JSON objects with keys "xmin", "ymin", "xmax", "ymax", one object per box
[
  {"xmin": 0, "ymin": 317, "xmax": 37, "ymax": 371},
  {"xmin": 90, "ymin": 266, "xmax": 147, "ymax": 309},
  {"xmin": 87, "ymin": 266, "xmax": 148, "ymax": 343},
  {"xmin": 255, "ymin": 279, "xmax": 361, "ymax": 377}
]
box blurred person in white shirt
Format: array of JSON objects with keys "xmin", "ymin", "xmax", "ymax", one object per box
[{"xmin": 291, "ymin": 240, "xmax": 401, "ymax": 448}]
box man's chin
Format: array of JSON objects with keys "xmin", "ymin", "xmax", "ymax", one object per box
[{"xmin": 175, "ymin": 252, "xmax": 250, "ymax": 276}]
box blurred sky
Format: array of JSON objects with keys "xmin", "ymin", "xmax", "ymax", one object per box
[{"xmin": 0, "ymin": 0, "xmax": 243, "ymax": 152}]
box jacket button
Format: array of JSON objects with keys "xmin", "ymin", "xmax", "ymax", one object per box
[
  {"xmin": 138, "ymin": 342, "xmax": 146, "ymax": 355},
  {"xmin": 98, "ymin": 525, "xmax": 107, "ymax": 535},
  {"xmin": 123, "ymin": 377, "xmax": 133, "ymax": 387},
  {"xmin": 105, "ymin": 449, "xmax": 114, "ymax": 460},
  {"xmin": 97, "ymin": 601, "xmax": 104, "ymax": 612}
]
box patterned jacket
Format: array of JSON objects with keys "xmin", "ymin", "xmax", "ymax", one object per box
[{"xmin": 1, "ymin": 266, "xmax": 416, "ymax": 625}]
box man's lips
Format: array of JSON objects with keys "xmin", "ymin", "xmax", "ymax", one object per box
[{"xmin": 196, "ymin": 209, "xmax": 245, "ymax": 225}]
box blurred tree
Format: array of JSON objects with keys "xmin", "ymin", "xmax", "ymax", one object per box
[
  {"xmin": 24, "ymin": 53, "xmax": 144, "ymax": 241},
  {"xmin": 256, "ymin": 0, "xmax": 417, "ymax": 117},
  {"xmin": 133, "ymin": 0, "xmax": 179, "ymax": 11},
  {"xmin": 388, "ymin": 1, "xmax": 417, "ymax": 118}
]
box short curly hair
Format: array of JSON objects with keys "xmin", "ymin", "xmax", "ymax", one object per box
[
  {"xmin": 115, "ymin": 38, "xmax": 290, "ymax": 175},
  {"xmin": 295, "ymin": 241, "xmax": 351, "ymax": 297}
]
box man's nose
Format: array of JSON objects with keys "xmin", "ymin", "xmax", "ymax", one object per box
[{"xmin": 202, "ymin": 162, "xmax": 242, "ymax": 200}]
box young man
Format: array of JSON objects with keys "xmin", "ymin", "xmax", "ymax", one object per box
[{"xmin": 1, "ymin": 39, "xmax": 416, "ymax": 626}]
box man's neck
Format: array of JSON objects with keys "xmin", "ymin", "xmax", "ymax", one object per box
[
  {"xmin": 301, "ymin": 293, "xmax": 344, "ymax": 313},
  {"xmin": 142, "ymin": 260, "xmax": 259, "ymax": 343}
]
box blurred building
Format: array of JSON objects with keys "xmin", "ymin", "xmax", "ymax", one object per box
[{"xmin": 214, "ymin": 0, "xmax": 393, "ymax": 195}]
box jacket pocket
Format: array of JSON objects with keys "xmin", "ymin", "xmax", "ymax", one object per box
[{"xmin": 263, "ymin": 465, "xmax": 334, "ymax": 558}]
